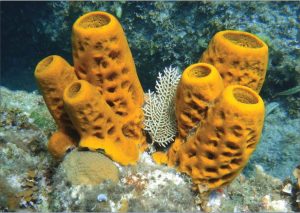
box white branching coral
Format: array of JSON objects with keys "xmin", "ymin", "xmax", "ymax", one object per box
[{"xmin": 143, "ymin": 66, "xmax": 181, "ymax": 147}]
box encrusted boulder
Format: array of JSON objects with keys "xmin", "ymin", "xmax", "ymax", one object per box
[{"xmin": 61, "ymin": 150, "xmax": 119, "ymax": 185}]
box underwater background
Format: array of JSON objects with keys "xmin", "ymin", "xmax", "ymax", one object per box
[{"xmin": 1, "ymin": 1, "xmax": 300, "ymax": 212}]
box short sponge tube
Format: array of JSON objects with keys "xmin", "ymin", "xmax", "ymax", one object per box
[
  {"xmin": 221, "ymin": 84, "xmax": 265, "ymax": 118},
  {"xmin": 63, "ymin": 80, "xmax": 95, "ymax": 108},
  {"xmin": 175, "ymin": 63, "xmax": 224, "ymax": 139},
  {"xmin": 62, "ymin": 80, "xmax": 108, "ymax": 137},
  {"xmin": 63, "ymin": 80, "xmax": 140, "ymax": 165}
]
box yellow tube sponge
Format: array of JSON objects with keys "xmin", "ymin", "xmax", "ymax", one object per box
[
  {"xmin": 72, "ymin": 11, "xmax": 145, "ymax": 151},
  {"xmin": 63, "ymin": 80, "xmax": 139, "ymax": 165},
  {"xmin": 199, "ymin": 30, "xmax": 268, "ymax": 92},
  {"xmin": 34, "ymin": 55, "xmax": 78, "ymax": 134},
  {"xmin": 175, "ymin": 63, "xmax": 224, "ymax": 140},
  {"xmin": 34, "ymin": 55, "xmax": 79, "ymax": 159},
  {"xmin": 174, "ymin": 85, "xmax": 265, "ymax": 191}
]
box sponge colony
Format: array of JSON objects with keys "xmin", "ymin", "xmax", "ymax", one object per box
[{"xmin": 173, "ymin": 85, "xmax": 265, "ymax": 190}]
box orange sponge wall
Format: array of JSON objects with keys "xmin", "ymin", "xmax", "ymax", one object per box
[
  {"xmin": 34, "ymin": 55, "xmax": 78, "ymax": 134},
  {"xmin": 199, "ymin": 30, "xmax": 268, "ymax": 93},
  {"xmin": 175, "ymin": 63, "xmax": 224, "ymax": 140},
  {"xmin": 63, "ymin": 80, "xmax": 139, "ymax": 165},
  {"xmin": 172, "ymin": 85, "xmax": 265, "ymax": 191},
  {"xmin": 72, "ymin": 11, "xmax": 145, "ymax": 151},
  {"xmin": 34, "ymin": 55, "xmax": 79, "ymax": 159}
]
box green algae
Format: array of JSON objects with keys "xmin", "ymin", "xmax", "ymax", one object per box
[
  {"xmin": 274, "ymin": 85, "xmax": 300, "ymax": 97},
  {"xmin": 29, "ymin": 110, "xmax": 56, "ymax": 132}
]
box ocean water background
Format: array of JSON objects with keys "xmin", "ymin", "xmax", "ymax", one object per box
[
  {"xmin": 1, "ymin": 0, "xmax": 300, "ymax": 185},
  {"xmin": 2, "ymin": 2, "xmax": 300, "ymax": 93}
]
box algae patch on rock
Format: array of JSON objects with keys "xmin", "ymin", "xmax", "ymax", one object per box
[{"xmin": 61, "ymin": 150, "xmax": 119, "ymax": 185}]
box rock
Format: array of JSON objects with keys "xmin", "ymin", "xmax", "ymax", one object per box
[
  {"xmin": 282, "ymin": 183, "xmax": 292, "ymax": 195},
  {"xmin": 61, "ymin": 150, "xmax": 119, "ymax": 185},
  {"xmin": 97, "ymin": 194, "xmax": 108, "ymax": 202},
  {"xmin": 261, "ymin": 194, "xmax": 289, "ymax": 212}
]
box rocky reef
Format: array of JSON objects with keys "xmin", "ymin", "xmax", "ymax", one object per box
[{"xmin": 1, "ymin": 1, "xmax": 300, "ymax": 212}]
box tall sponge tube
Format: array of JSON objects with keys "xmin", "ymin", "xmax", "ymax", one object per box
[
  {"xmin": 175, "ymin": 85, "xmax": 265, "ymax": 191},
  {"xmin": 168, "ymin": 63, "xmax": 224, "ymax": 167},
  {"xmin": 175, "ymin": 63, "xmax": 224, "ymax": 140},
  {"xmin": 63, "ymin": 80, "xmax": 139, "ymax": 165},
  {"xmin": 72, "ymin": 11, "xmax": 145, "ymax": 151},
  {"xmin": 199, "ymin": 30, "xmax": 268, "ymax": 92}
]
